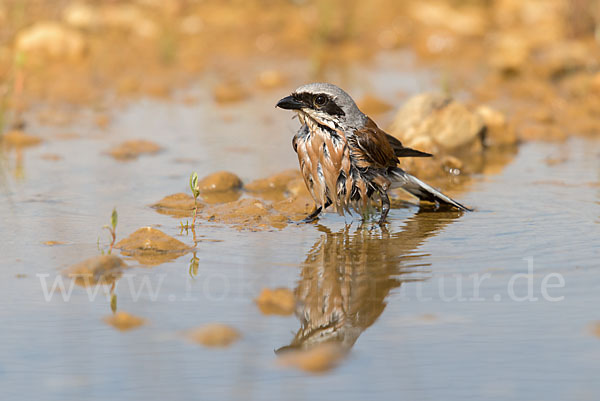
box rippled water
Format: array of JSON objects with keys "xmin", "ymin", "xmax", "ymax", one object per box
[{"xmin": 1, "ymin": 61, "xmax": 600, "ymax": 400}]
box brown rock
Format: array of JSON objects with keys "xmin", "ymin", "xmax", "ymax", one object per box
[
  {"xmin": 197, "ymin": 171, "xmax": 242, "ymax": 193},
  {"xmin": 409, "ymin": 2, "xmax": 487, "ymax": 37},
  {"xmin": 286, "ymin": 178, "xmax": 311, "ymax": 198},
  {"xmin": 213, "ymin": 82, "xmax": 247, "ymax": 104},
  {"xmin": 476, "ymin": 105, "xmax": 518, "ymax": 147},
  {"xmin": 152, "ymin": 193, "xmax": 199, "ymax": 218},
  {"xmin": 15, "ymin": 22, "xmax": 86, "ymax": 61},
  {"xmin": 277, "ymin": 343, "xmax": 345, "ymax": 373},
  {"xmin": 116, "ymin": 227, "xmax": 192, "ymax": 265},
  {"xmin": 390, "ymin": 93, "xmax": 484, "ymax": 150},
  {"xmin": 518, "ymin": 123, "xmax": 566, "ymax": 142},
  {"xmin": 245, "ymin": 170, "xmax": 300, "ymax": 193},
  {"xmin": 108, "ymin": 140, "xmax": 161, "ymax": 160},
  {"xmin": 255, "ymin": 288, "xmax": 296, "ymax": 316},
  {"xmin": 201, "ymin": 191, "xmax": 242, "ymax": 205},
  {"xmin": 63, "ymin": 3, "xmax": 99, "ymax": 30},
  {"xmin": 101, "ymin": 4, "xmax": 158, "ymax": 38},
  {"xmin": 591, "ymin": 73, "xmax": 600, "ymax": 93},
  {"xmin": 2, "ymin": 131, "xmax": 42, "ymax": 147},
  {"xmin": 256, "ymin": 70, "xmax": 286, "ymax": 89},
  {"xmin": 64, "ymin": 254, "xmax": 127, "ymax": 287},
  {"xmin": 104, "ymin": 311, "xmax": 146, "ymax": 331},
  {"xmin": 441, "ymin": 155, "xmax": 463, "ymax": 173},
  {"xmin": 488, "ymin": 33, "xmax": 531, "ymax": 74},
  {"xmin": 536, "ymin": 41, "xmax": 591, "ymax": 78},
  {"xmin": 357, "ymin": 94, "xmax": 393, "ymax": 116},
  {"xmin": 186, "ymin": 324, "xmax": 240, "ymax": 347},
  {"xmin": 272, "ymin": 196, "xmax": 314, "ymax": 220},
  {"xmin": 202, "ymin": 198, "xmax": 288, "ymax": 230}
]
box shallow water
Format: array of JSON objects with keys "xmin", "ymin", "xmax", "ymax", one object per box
[{"xmin": 1, "ymin": 62, "xmax": 600, "ymax": 400}]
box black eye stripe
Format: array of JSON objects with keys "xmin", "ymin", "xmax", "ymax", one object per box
[{"xmin": 293, "ymin": 92, "xmax": 345, "ymax": 117}]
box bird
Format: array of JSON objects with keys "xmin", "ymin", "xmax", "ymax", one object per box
[{"xmin": 276, "ymin": 82, "xmax": 471, "ymax": 225}]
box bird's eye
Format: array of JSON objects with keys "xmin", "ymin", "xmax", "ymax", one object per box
[{"xmin": 314, "ymin": 95, "xmax": 328, "ymax": 107}]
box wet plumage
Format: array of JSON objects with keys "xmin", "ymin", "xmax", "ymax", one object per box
[{"xmin": 277, "ymin": 82, "xmax": 470, "ymax": 224}]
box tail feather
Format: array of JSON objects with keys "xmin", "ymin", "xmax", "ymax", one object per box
[{"xmin": 389, "ymin": 168, "xmax": 472, "ymax": 211}]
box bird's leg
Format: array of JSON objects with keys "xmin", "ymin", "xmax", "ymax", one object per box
[
  {"xmin": 300, "ymin": 201, "xmax": 331, "ymax": 224},
  {"xmin": 301, "ymin": 206, "xmax": 322, "ymax": 223},
  {"xmin": 378, "ymin": 190, "xmax": 390, "ymax": 226}
]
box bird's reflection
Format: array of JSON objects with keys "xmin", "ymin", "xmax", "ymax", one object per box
[{"xmin": 278, "ymin": 206, "xmax": 463, "ymax": 354}]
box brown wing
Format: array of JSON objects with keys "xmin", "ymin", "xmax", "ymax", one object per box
[
  {"xmin": 385, "ymin": 134, "xmax": 432, "ymax": 158},
  {"xmin": 352, "ymin": 118, "xmax": 399, "ymax": 169}
]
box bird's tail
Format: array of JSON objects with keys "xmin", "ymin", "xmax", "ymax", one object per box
[{"xmin": 388, "ymin": 168, "xmax": 472, "ymax": 211}]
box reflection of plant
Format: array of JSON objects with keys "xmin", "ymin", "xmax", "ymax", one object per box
[
  {"xmin": 110, "ymin": 287, "xmax": 117, "ymax": 314},
  {"xmin": 103, "ymin": 208, "xmax": 118, "ymax": 254},
  {"xmin": 189, "ymin": 252, "xmax": 199, "ymax": 278},
  {"xmin": 190, "ymin": 172, "xmax": 200, "ymax": 227}
]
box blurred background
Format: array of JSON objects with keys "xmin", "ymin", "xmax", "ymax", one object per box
[{"xmin": 1, "ymin": 1, "xmax": 600, "ymax": 401}]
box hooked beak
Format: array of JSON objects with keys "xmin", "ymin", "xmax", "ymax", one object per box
[{"xmin": 276, "ymin": 95, "xmax": 304, "ymax": 110}]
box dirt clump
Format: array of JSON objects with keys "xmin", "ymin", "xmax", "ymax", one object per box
[{"xmin": 116, "ymin": 227, "xmax": 192, "ymax": 265}]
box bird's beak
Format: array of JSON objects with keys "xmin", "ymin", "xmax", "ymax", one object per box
[{"xmin": 276, "ymin": 95, "xmax": 304, "ymax": 110}]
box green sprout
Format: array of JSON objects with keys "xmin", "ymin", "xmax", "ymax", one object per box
[
  {"xmin": 103, "ymin": 208, "xmax": 118, "ymax": 254},
  {"xmin": 189, "ymin": 172, "xmax": 200, "ymax": 227}
]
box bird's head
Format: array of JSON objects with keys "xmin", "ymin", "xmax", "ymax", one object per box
[{"xmin": 276, "ymin": 83, "xmax": 367, "ymax": 130}]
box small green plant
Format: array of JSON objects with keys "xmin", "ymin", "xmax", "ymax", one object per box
[
  {"xmin": 103, "ymin": 208, "xmax": 118, "ymax": 254},
  {"xmin": 189, "ymin": 171, "xmax": 200, "ymax": 227}
]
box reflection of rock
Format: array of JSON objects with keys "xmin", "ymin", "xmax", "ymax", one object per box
[
  {"xmin": 1, "ymin": 131, "xmax": 42, "ymax": 148},
  {"xmin": 279, "ymin": 207, "xmax": 463, "ymax": 355},
  {"xmin": 151, "ymin": 193, "xmax": 198, "ymax": 218},
  {"xmin": 104, "ymin": 311, "xmax": 146, "ymax": 331},
  {"xmin": 64, "ymin": 254, "xmax": 127, "ymax": 287},
  {"xmin": 255, "ymin": 288, "xmax": 295, "ymax": 316},
  {"xmin": 116, "ymin": 227, "xmax": 191, "ymax": 265},
  {"xmin": 108, "ymin": 139, "xmax": 162, "ymax": 161},
  {"xmin": 277, "ymin": 343, "xmax": 345, "ymax": 374},
  {"xmin": 185, "ymin": 324, "xmax": 240, "ymax": 347},
  {"xmin": 197, "ymin": 171, "xmax": 243, "ymax": 193},
  {"xmin": 592, "ymin": 322, "xmax": 600, "ymax": 338},
  {"xmin": 15, "ymin": 22, "xmax": 86, "ymax": 61}
]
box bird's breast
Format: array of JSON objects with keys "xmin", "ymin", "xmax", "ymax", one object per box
[{"xmin": 295, "ymin": 124, "xmax": 353, "ymax": 212}]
